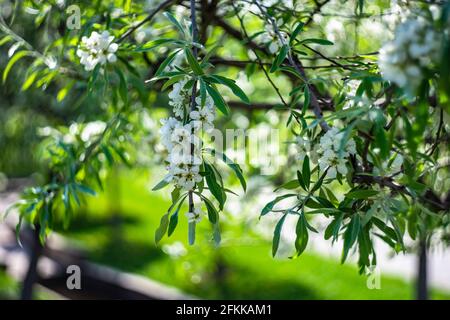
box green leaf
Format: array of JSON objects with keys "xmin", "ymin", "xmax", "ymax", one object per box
[
  {"xmin": 310, "ymin": 172, "xmax": 326, "ymax": 194},
  {"xmin": 342, "ymin": 214, "xmax": 361, "ymax": 263},
  {"xmin": 188, "ymin": 222, "xmax": 196, "ymax": 245},
  {"xmin": 168, "ymin": 194, "xmax": 188, "ymax": 237},
  {"xmin": 163, "ymin": 11, "xmax": 186, "ymax": 36},
  {"xmin": 261, "ymin": 194, "xmax": 297, "ymax": 216},
  {"xmin": 74, "ymin": 184, "xmax": 96, "ymax": 196},
  {"xmin": 3, "ymin": 51, "xmax": 33, "ymax": 83},
  {"xmin": 294, "ymin": 213, "xmax": 309, "ymax": 257},
  {"xmin": 152, "ymin": 177, "xmax": 171, "ymax": 191},
  {"xmin": 204, "ymin": 162, "xmax": 225, "ymax": 209},
  {"xmin": 184, "ymin": 47, "xmax": 204, "ymax": 75},
  {"xmin": 171, "ymin": 188, "xmax": 180, "ymax": 203},
  {"xmin": 202, "ymin": 196, "xmax": 219, "ymax": 224},
  {"xmin": 21, "ymin": 71, "xmax": 39, "ymax": 91},
  {"xmin": 324, "ymin": 186, "xmax": 339, "ymax": 205},
  {"xmin": 167, "ymin": 211, "xmax": 179, "ymax": 237},
  {"xmin": 161, "ymin": 74, "xmax": 186, "ymax": 91},
  {"xmin": 372, "ymin": 217, "xmax": 398, "ymax": 242},
  {"xmin": 208, "ymin": 75, "xmax": 250, "ymax": 104},
  {"xmin": 302, "ymin": 155, "xmax": 310, "ymax": 190},
  {"xmin": 101, "ymin": 145, "xmax": 114, "ymax": 165},
  {"xmin": 345, "ymin": 189, "xmax": 379, "ymax": 199},
  {"xmin": 275, "ymin": 179, "xmax": 299, "ymax": 192},
  {"xmin": 304, "ymin": 198, "xmax": 322, "ymax": 209},
  {"xmin": 57, "ymin": 80, "xmax": 75, "ymax": 101},
  {"xmin": 324, "ymin": 213, "xmax": 343, "ymax": 242},
  {"xmin": 205, "ymin": 149, "xmax": 247, "ymax": 192},
  {"xmin": 212, "ymin": 222, "xmax": 221, "ymax": 246},
  {"xmin": 135, "ymin": 38, "xmax": 184, "ymax": 52},
  {"xmin": 155, "ymin": 213, "xmax": 169, "ymax": 244},
  {"xmin": 0, "ymin": 35, "xmax": 13, "ymax": 47},
  {"xmin": 272, "ymin": 214, "xmax": 287, "ymax": 257},
  {"xmin": 296, "ymin": 170, "xmax": 307, "ymax": 191},
  {"xmin": 270, "ymin": 44, "xmax": 289, "ymax": 73},
  {"xmin": 155, "ymin": 49, "xmax": 181, "ymax": 76},
  {"xmin": 300, "ymin": 38, "xmax": 334, "ymax": 46},
  {"xmin": 114, "ymin": 66, "xmax": 128, "ymax": 105},
  {"xmin": 205, "ymin": 84, "xmax": 230, "ymax": 115},
  {"xmin": 307, "ymin": 208, "xmax": 342, "ymax": 215},
  {"xmin": 290, "ymin": 22, "xmax": 304, "ymax": 45}
]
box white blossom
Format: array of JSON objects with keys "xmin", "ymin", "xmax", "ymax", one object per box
[
  {"xmin": 159, "ymin": 118, "xmax": 203, "ymax": 191},
  {"xmin": 316, "ymin": 127, "xmax": 357, "ymax": 179},
  {"xmin": 295, "ymin": 136, "xmax": 312, "ymax": 163},
  {"xmin": 168, "ymin": 77, "xmax": 190, "ymax": 118},
  {"xmin": 159, "ymin": 73, "xmax": 218, "ymax": 193},
  {"xmin": 190, "ymin": 96, "xmax": 215, "ymax": 132},
  {"xmin": 159, "ymin": 117, "xmax": 181, "ymax": 150},
  {"xmin": 186, "ymin": 207, "xmax": 204, "ymax": 223},
  {"xmin": 76, "ymin": 31, "xmax": 118, "ymax": 71},
  {"xmin": 259, "ymin": 22, "xmax": 288, "ymax": 54},
  {"xmin": 379, "ymin": 16, "xmax": 441, "ymax": 93}
]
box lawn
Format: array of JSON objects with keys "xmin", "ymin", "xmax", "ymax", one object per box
[
  {"xmin": 0, "ymin": 270, "xmax": 61, "ymax": 300},
  {"xmin": 55, "ymin": 168, "xmax": 449, "ymax": 300}
]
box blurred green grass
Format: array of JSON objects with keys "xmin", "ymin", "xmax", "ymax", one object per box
[
  {"xmin": 55, "ymin": 168, "xmax": 449, "ymax": 300},
  {"xmin": 0, "ymin": 270, "xmax": 62, "ymax": 300}
]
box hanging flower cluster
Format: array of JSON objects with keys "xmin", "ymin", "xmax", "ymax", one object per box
[
  {"xmin": 159, "ymin": 79, "xmax": 216, "ymax": 195},
  {"xmin": 379, "ymin": 16, "xmax": 441, "ymax": 93},
  {"xmin": 159, "ymin": 117, "xmax": 202, "ymax": 191},
  {"xmin": 76, "ymin": 31, "xmax": 119, "ymax": 71}
]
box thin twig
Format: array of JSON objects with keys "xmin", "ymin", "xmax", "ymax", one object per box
[
  {"xmin": 252, "ymin": 0, "xmax": 330, "ymax": 131},
  {"xmin": 427, "ymin": 108, "xmax": 444, "ymax": 156},
  {"xmin": 188, "ymin": 0, "xmax": 198, "ymax": 215},
  {"xmin": 302, "ymin": 44, "xmax": 352, "ymax": 70},
  {"xmin": 231, "ymin": 3, "xmax": 289, "ymax": 108},
  {"xmin": 117, "ymin": 0, "xmax": 176, "ymax": 43}
]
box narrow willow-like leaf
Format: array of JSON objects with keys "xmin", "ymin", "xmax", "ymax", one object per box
[
  {"xmin": 270, "ymin": 44, "xmax": 288, "ymax": 73},
  {"xmin": 272, "ymin": 214, "xmax": 287, "ymax": 257}
]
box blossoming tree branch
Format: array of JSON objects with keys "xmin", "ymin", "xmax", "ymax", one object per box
[{"xmin": 1, "ymin": 0, "xmax": 449, "ymax": 285}]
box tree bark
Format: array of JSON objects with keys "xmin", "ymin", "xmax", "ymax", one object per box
[
  {"xmin": 416, "ymin": 239, "xmax": 428, "ymax": 300},
  {"xmin": 20, "ymin": 226, "xmax": 43, "ymax": 300}
]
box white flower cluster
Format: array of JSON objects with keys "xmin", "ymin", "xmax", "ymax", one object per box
[
  {"xmin": 295, "ymin": 128, "xmax": 357, "ymax": 179},
  {"xmin": 190, "ymin": 96, "xmax": 215, "ymax": 132},
  {"xmin": 316, "ymin": 128, "xmax": 357, "ymax": 179},
  {"xmin": 77, "ymin": 31, "xmax": 118, "ymax": 71},
  {"xmin": 259, "ymin": 22, "xmax": 288, "ymax": 54},
  {"xmin": 295, "ymin": 136, "xmax": 312, "ymax": 163},
  {"xmin": 159, "ymin": 79, "xmax": 216, "ymax": 191},
  {"xmin": 379, "ymin": 16, "xmax": 441, "ymax": 93},
  {"xmin": 159, "ymin": 118, "xmax": 202, "ymax": 190},
  {"xmin": 168, "ymin": 77, "xmax": 191, "ymax": 118},
  {"xmin": 186, "ymin": 207, "xmax": 204, "ymax": 223}
]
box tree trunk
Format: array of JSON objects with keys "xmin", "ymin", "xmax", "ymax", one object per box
[
  {"xmin": 416, "ymin": 239, "xmax": 428, "ymax": 300},
  {"xmin": 20, "ymin": 226, "xmax": 43, "ymax": 300}
]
